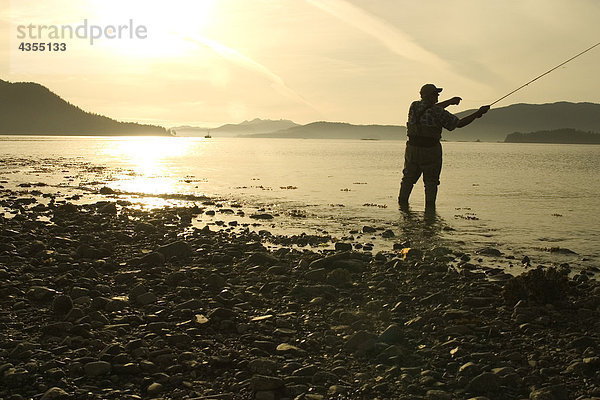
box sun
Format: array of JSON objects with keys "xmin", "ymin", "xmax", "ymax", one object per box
[{"xmin": 88, "ymin": 0, "xmax": 218, "ymax": 58}]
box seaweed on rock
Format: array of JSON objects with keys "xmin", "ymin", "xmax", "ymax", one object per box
[{"xmin": 502, "ymin": 266, "xmax": 570, "ymax": 306}]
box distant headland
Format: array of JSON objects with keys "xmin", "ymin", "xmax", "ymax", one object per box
[
  {"xmin": 0, "ymin": 79, "xmax": 170, "ymax": 136},
  {"xmin": 504, "ymin": 128, "xmax": 600, "ymax": 144},
  {"xmin": 177, "ymin": 102, "xmax": 600, "ymax": 142}
]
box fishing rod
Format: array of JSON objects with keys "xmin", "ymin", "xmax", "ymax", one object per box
[{"xmin": 489, "ymin": 40, "xmax": 600, "ymax": 107}]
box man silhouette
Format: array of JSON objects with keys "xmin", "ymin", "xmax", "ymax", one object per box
[{"xmin": 399, "ymin": 84, "xmax": 490, "ymax": 210}]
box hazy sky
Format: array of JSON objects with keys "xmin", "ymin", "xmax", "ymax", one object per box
[{"xmin": 2, "ymin": 0, "xmax": 599, "ymax": 127}]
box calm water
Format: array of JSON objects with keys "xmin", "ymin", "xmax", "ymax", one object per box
[{"xmin": 1, "ymin": 136, "xmax": 598, "ymax": 272}]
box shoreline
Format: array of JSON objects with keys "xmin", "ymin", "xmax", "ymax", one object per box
[{"xmin": 0, "ymin": 186, "xmax": 599, "ymax": 400}]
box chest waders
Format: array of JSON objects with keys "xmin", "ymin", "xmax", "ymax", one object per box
[{"xmin": 399, "ymin": 104, "xmax": 439, "ymax": 211}]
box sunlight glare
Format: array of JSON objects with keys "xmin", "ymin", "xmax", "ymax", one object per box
[
  {"xmin": 105, "ymin": 137, "xmax": 193, "ymax": 195},
  {"xmin": 90, "ymin": 0, "xmax": 218, "ymax": 57}
]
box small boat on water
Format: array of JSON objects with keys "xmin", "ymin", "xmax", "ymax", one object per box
[{"xmin": 204, "ymin": 130, "xmax": 212, "ymax": 138}]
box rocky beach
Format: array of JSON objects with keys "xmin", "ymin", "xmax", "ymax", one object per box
[{"xmin": 0, "ymin": 175, "xmax": 599, "ymax": 400}]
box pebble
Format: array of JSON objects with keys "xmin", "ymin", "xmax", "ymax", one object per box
[
  {"xmin": 40, "ymin": 387, "xmax": 70, "ymax": 400},
  {"xmin": 426, "ymin": 390, "xmax": 452, "ymax": 400},
  {"xmin": 378, "ymin": 323, "xmax": 403, "ymax": 344},
  {"xmin": 467, "ymin": 372, "xmax": 501, "ymax": 393},
  {"xmin": 345, "ymin": 330, "xmax": 377, "ymax": 353},
  {"xmin": 51, "ymin": 295, "xmax": 73, "ymax": 315},
  {"xmin": 84, "ymin": 361, "xmax": 111, "ymax": 377},
  {"xmin": 251, "ymin": 375, "xmax": 284, "ymax": 391}
]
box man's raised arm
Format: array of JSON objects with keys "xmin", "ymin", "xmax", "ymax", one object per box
[{"xmin": 456, "ymin": 105, "xmax": 491, "ymax": 128}]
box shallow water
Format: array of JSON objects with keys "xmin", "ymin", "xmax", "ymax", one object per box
[{"xmin": 1, "ymin": 135, "xmax": 598, "ymax": 272}]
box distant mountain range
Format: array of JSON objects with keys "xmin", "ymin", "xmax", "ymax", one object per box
[
  {"xmin": 247, "ymin": 121, "xmax": 404, "ymax": 140},
  {"xmin": 453, "ymin": 102, "xmax": 600, "ymax": 142},
  {"xmin": 243, "ymin": 102, "xmax": 599, "ymax": 142},
  {"xmin": 505, "ymin": 128, "xmax": 600, "ymax": 144},
  {"xmin": 2, "ymin": 78, "xmax": 598, "ymax": 142},
  {"xmin": 172, "ymin": 118, "xmax": 298, "ymax": 137},
  {"xmin": 0, "ymin": 79, "xmax": 170, "ymax": 136}
]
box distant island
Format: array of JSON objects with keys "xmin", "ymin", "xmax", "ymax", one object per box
[
  {"xmin": 453, "ymin": 102, "xmax": 600, "ymax": 142},
  {"xmin": 504, "ymin": 128, "xmax": 600, "ymax": 144},
  {"xmin": 0, "ymin": 79, "xmax": 170, "ymax": 136},
  {"xmin": 245, "ymin": 121, "xmax": 404, "ymax": 140},
  {"xmin": 172, "ymin": 118, "xmax": 298, "ymax": 137}
]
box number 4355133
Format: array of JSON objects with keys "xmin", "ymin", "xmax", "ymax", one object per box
[{"xmin": 19, "ymin": 42, "xmax": 67, "ymax": 51}]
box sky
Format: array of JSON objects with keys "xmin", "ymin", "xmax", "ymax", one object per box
[{"xmin": 1, "ymin": 0, "xmax": 599, "ymax": 127}]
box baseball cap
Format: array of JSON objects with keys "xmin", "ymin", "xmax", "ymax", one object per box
[{"xmin": 420, "ymin": 84, "xmax": 443, "ymax": 96}]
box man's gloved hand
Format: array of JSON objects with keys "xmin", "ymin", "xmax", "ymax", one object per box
[{"xmin": 477, "ymin": 105, "xmax": 490, "ymax": 117}]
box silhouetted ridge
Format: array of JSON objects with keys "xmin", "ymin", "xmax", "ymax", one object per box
[
  {"xmin": 454, "ymin": 102, "xmax": 600, "ymax": 142},
  {"xmin": 247, "ymin": 121, "xmax": 404, "ymax": 139},
  {"xmin": 0, "ymin": 79, "xmax": 169, "ymax": 135},
  {"xmin": 505, "ymin": 128, "xmax": 600, "ymax": 144}
]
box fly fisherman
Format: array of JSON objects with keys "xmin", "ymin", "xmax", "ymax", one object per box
[{"xmin": 398, "ymin": 83, "xmax": 490, "ymax": 211}]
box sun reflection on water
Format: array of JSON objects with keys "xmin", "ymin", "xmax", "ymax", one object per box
[{"xmin": 103, "ymin": 137, "xmax": 194, "ymax": 195}]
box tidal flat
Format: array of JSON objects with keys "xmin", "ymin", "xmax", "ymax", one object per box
[{"xmin": 0, "ymin": 173, "xmax": 599, "ymax": 400}]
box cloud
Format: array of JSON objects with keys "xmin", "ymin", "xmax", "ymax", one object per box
[
  {"xmin": 184, "ymin": 35, "xmax": 319, "ymax": 113},
  {"xmin": 305, "ymin": 0, "xmax": 451, "ymax": 68}
]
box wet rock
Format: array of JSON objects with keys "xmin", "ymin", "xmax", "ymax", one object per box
[
  {"xmin": 40, "ymin": 387, "xmax": 70, "ymax": 400},
  {"xmin": 569, "ymin": 336, "xmax": 596, "ymax": 350},
  {"xmin": 84, "ymin": 361, "xmax": 111, "ymax": 377},
  {"xmin": 378, "ymin": 324, "xmax": 403, "ymax": 344},
  {"xmin": 305, "ymin": 268, "xmax": 328, "ymax": 282},
  {"xmin": 247, "ymin": 252, "xmax": 280, "ymax": 266},
  {"xmin": 42, "ymin": 322, "xmax": 73, "ymax": 337},
  {"xmin": 529, "ymin": 385, "xmax": 568, "ymax": 400},
  {"xmin": 267, "ymin": 265, "xmax": 289, "ymax": 275},
  {"xmin": 208, "ymin": 307, "xmax": 236, "ymax": 320},
  {"xmin": 251, "ymin": 375, "xmax": 284, "ymax": 391},
  {"xmin": 362, "ymin": 226, "xmax": 376, "ymax": 233},
  {"xmin": 308, "ymin": 252, "xmax": 361, "ymax": 270},
  {"xmin": 136, "ymin": 291, "xmax": 158, "ymax": 306},
  {"xmin": 51, "ymin": 294, "xmax": 73, "ymax": 315},
  {"xmin": 467, "ymin": 372, "xmax": 500, "ymax": 393},
  {"xmin": 328, "ymin": 385, "xmax": 350, "ymax": 396},
  {"xmin": 276, "ymin": 343, "xmax": 304, "ymax": 355},
  {"xmin": 99, "ymin": 186, "xmax": 116, "ymax": 194},
  {"xmin": 335, "ymin": 242, "xmax": 353, "ymax": 251},
  {"xmin": 426, "ymin": 390, "xmax": 452, "ymax": 400},
  {"xmin": 76, "ymin": 244, "xmax": 109, "ymax": 259},
  {"xmin": 98, "ymin": 202, "xmax": 117, "ymax": 214},
  {"xmin": 157, "ymin": 240, "xmax": 192, "ymax": 259},
  {"xmin": 135, "ymin": 221, "xmax": 156, "ymax": 233},
  {"xmin": 255, "ymin": 391, "xmax": 277, "ymax": 400},
  {"xmin": 139, "ymin": 251, "xmax": 165, "ymax": 267},
  {"xmin": 27, "ymin": 286, "xmax": 57, "ymax": 301},
  {"xmin": 400, "ymin": 248, "xmax": 423, "ymax": 260},
  {"xmin": 548, "ymin": 247, "xmax": 577, "ymax": 255},
  {"xmin": 146, "ymin": 382, "xmax": 164, "ymax": 395},
  {"xmin": 249, "ymin": 358, "xmax": 278, "ymax": 375},
  {"xmin": 382, "ymin": 229, "xmax": 395, "ymax": 238},
  {"xmin": 250, "ymin": 213, "xmax": 274, "ymax": 220},
  {"xmin": 327, "ymin": 268, "xmax": 351, "ymax": 286},
  {"xmin": 345, "ymin": 330, "xmax": 377, "ymax": 353},
  {"xmin": 458, "ymin": 362, "xmax": 481, "ymax": 378},
  {"xmin": 165, "ymin": 270, "xmax": 186, "ymax": 286},
  {"xmin": 289, "ymin": 284, "xmax": 338, "ymax": 300},
  {"xmin": 476, "ymin": 247, "xmax": 503, "ymax": 257},
  {"xmin": 503, "ymin": 267, "xmax": 570, "ymax": 306}
]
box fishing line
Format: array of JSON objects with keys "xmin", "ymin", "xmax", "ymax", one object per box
[{"xmin": 490, "ymin": 41, "xmax": 600, "ymax": 106}]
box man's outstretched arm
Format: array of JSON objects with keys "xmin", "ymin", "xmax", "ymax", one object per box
[
  {"xmin": 436, "ymin": 96, "xmax": 462, "ymax": 108},
  {"xmin": 456, "ymin": 105, "xmax": 490, "ymax": 128}
]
